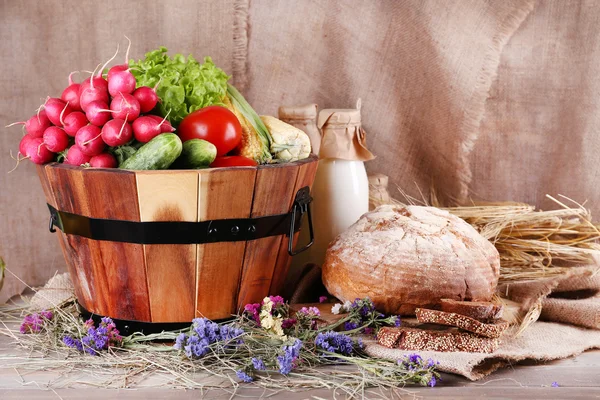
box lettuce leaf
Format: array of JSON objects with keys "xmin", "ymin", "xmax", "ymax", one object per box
[{"xmin": 129, "ymin": 47, "xmax": 229, "ymax": 126}]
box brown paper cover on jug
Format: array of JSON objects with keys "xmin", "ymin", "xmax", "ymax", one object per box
[{"xmin": 317, "ymin": 108, "xmax": 375, "ymax": 161}]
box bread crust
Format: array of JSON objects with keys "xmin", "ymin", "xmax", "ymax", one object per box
[
  {"xmin": 322, "ymin": 205, "xmax": 500, "ymax": 315},
  {"xmin": 415, "ymin": 308, "xmax": 508, "ymax": 338},
  {"xmin": 439, "ymin": 299, "xmax": 504, "ymax": 321}
]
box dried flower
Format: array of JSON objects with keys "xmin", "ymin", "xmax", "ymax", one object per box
[
  {"xmin": 175, "ymin": 318, "xmax": 244, "ymax": 359},
  {"xmin": 268, "ymin": 295, "xmax": 285, "ymax": 307},
  {"xmin": 20, "ymin": 311, "xmax": 53, "ymax": 334},
  {"xmin": 277, "ymin": 339, "xmax": 303, "ymax": 375},
  {"xmin": 62, "ymin": 317, "xmax": 121, "ymax": 355},
  {"xmin": 282, "ymin": 318, "xmax": 297, "ymax": 329},
  {"xmin": 252, "ymin": 357, "xmax": 266, "ymax": 371},
  {"xmin": 244, "ymin": 303, "xmax": 261, "ymax": 324},
  {"xmin": 236, "ymin": 370, "xmax": 253, "ymax": 382},
  {"xmin": 319, "ymin": 296, "xmax": 327, "ymax": 303},
  {"xmin": 552, "ymin": 381, "xmax": 559, "ymax": 387},
  {"xmin": 315, "ymin": 331, "xmax": 355, "ymax": 356},
  {"xmin": 299, "ymin": 306, "xmax": 321, "ymax": 317},
  {"xmin": 397, "ymin": 353, "xmax": 440, "ymax": 387},
  {"xmin": 331, "ymin": 303, "xmax": 342, "ymax": 315}
]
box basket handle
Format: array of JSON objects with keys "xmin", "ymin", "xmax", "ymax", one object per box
[{"xmin": 288, "ymin": 186, "xmax": 314, "ymax": 256}]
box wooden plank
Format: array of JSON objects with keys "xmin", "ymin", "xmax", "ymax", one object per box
[
  {"xmin": 45, "ymin": 164, "xmax": 107, "ymax": 315},
  {"xmin": 195, "ymin": 167, "xmax": 257, "ymax": 319},
  {"xmin": 136, "ymin": 171, "xmax": 198, "ymax": 322},
  {"xmin": 269, "ymin": 156, "xmax": 319, "ymax": 296},
  {"xmin": 80, "ymin": 168, "xmax": 151, "ymax": 322},
  {"xmin": 36, "ymin": 165, "xmax": 88, "ymax": 310},
  {"xmin": 236, "ymin": 163, "xmax": 299, "ymax": 310}
]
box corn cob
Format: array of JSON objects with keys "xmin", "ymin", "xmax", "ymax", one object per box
[{"xmin": 260, "ymin": 116, "xmax": 311, "ymax": 162}]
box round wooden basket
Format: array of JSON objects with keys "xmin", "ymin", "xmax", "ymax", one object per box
[{"xmin": 36, "ymin": 155, "xmax": 318, "ymax": 331}]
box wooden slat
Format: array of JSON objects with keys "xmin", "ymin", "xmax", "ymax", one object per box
[
  {"xmin": 36, "ymin": 165, "xmax": 89, "ymax": 310},
  {"xmin": 80, "ymin": 168, "xmax": 151, "ymax": 321},
  {"xmin": 236, "ymin": 163, "xmax": 299, "ymax": 310},
  {"xmin": 136, "ymin": 171, "xmax": 198, "ymax": 322},
  {"xmin": 269, "ymin": 156, "xmax": 319, "ymax": 296},
  {"xmin": 45, "ymin": 164, "xmax": 108, "ymax": 315},
  {"xmin": 195, "ymin": 167, "xmax": 257, "ymax": 319}
]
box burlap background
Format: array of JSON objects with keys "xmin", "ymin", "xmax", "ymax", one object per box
[{"xmin": 2, "ymin": 1, "xmax": 600, "ymax": 310}]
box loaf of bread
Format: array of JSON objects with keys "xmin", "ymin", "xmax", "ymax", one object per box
[
  {"xmin": 322, "ymin": 205, "xmax": 500, "ymax": 315},
  {"xmin": 440, "ymin": 299, "xmax": 504, "ymax": 321},
  {"xmin": 377, "ymin": 326, "xmax": 500, "ymax": 353},
  {"xmin": 415, "ymin": 308, "xmax": 509, "ymax": 338}
]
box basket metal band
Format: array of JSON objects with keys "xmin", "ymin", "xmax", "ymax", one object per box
[{"xmin": 48, "ymin": 186, "xmax": 314, "ymax": 255}]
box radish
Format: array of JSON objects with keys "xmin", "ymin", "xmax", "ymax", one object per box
[
  {"xmin": 63, "ymin": 111, "xmax": 88, "ymax": 136},
  {"xmin": 110, "ymin": 93, "xmax": 140, "ymax": 121},
  {"xmin": 79, "ymin": 64, "xmax": 109, "ymax": 112},
  {"xmin": 85, "ymin": 100, "xmax": 111, "ymax": 126},
  {"xmin": 101, "ymin": 118, "xmax": 132, "ymax": 147},
  {"xmin": 44, "ymin": 98, "xmax": 73, "ymax": 127},
  {"xmin": 75, "ymin": 125, "xmax": 105, "ymax": 156},
  {"xmin": 65, "ymin": 145, "xmax": 92, "ymax": 166},
  {"xmin": 7, "ymin": 110, "xmax": 52, "ymax": 138},
  {"xmin": 61, "ymin": 72, "xmax": 82, "ymax": 111},
  {"xmin": 107, "ymin": 36, "xmax": 131, "ymax": 80},
  {"xmin": 133, "ymin": 85, "xmax": 159, "ymax": 113},
  {"xmin": 43, "ymin": 126, "xmax": 69, "ymax": 152},
  {"xmin": 132, "ymin": 115, "xmax": 173, "ymax": 143},
  {"xmin": 18, "ymin": 134, "xmax": 35, "ymax": 156},
  {"xmin": 90, "ymin": 153, "xmax": 117, "ymax": 168},
  {"xmin": 147, "ymin": 115, "xmax": 175, "ymax": 132},
  {"xmin": 108, "ymin": 69, "xmax": 136, "ymax": 97},
  {"xmin": 25, "ymin": 138, "xmax": 55, "ymax": 165}
]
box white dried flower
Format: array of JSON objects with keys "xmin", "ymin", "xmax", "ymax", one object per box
[
  {"xmin": 331, "ymin": 303, "xmax": 342, "ymax": 315},
  {"xmin": 343, "ymin": 300, "xmax": 353, "ymax": 312}
]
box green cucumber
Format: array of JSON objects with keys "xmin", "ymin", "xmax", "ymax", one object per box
[
  {"xmin": 172, "ymin": 139, "xmax": 217, "ymax": 169},
  {"xmin": 119, "ymin": 134, "xmax": 182, "ymax": 170}
]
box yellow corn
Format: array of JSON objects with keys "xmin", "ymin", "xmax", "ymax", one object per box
[{"xmin": 260, "ymin": 116, "xmax": 311, "ymax": 162}]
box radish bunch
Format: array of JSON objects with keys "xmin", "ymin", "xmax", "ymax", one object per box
[{"xmin": 9, "ymin": 42, "xmax": 171, "ymax": 168}]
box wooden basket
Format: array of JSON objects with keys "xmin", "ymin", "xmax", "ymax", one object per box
[{"xmin": 36, "ymin": 155, "xmax": 318, "ymax": 325}]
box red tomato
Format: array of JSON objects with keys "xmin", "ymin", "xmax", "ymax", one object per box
[
  {"xmin": 177, "ymin": 106, "xmax": 242, "ymax": 156},
  {"xmin": 210, "ymin": 156, "xmax": 258, "ymax": 168}
]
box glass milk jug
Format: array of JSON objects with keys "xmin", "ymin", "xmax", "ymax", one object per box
[{"xmin": 308, "ymin": 100, "xmax": 375, "ymax": 266}]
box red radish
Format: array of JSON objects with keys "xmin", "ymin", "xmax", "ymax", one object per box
[
  {"xmin": 75, "ymin": 125, "xmax": 105, "ymax": 156},
  {"xmin": 107, "ymin": 36, "xmax": 131, "ymax": 80},
  {"xmin": 42, "ymin": 126, "xmax": 69, "ymax": 152},
  {"xmin": 79, "ymin": 64, "xmax": 109, "ymax": 112},
  {"xmin": 25, "ymin": 138, "xmax": 55, "ymax": 164},
  {"xmin": 90, "ymin": 153, "xmax": 117, "ymax": 168},
  {"xmin": 44, "ymin": 98, "xmax": 73, "ymax": 127},
  {"xmin": 63, "ymin": 111, "xmax": 88, "ymax": 136},
  {"xmin": 65, "ymin": 145, "xmax": 92, "ymax": 166},
  {"xmin": 85, "ymin": 100, "xmax": 111, "ymax": 126},
  {"xmin": 132, "ymin": 115, "xmax": 172, "ymax": 143},
  {"xmin": 147, "ymin": 115, "xmax": 175, "ymax": 132},
  {"xmin": 101, "ymin": 118, "xmax": 132, "ymax": 147},
  {"xmin": 133, "ymin": 86, "xmax": 159, "ymax": 113},
  {"xmin": 61, "ymin": 72, "xmax": 82, "ymax": 111},
  {"xmin": 6, "ymin": 110, "xmax": 52, "ymax": 138},
  {"xmin": 108, "ymin": 69, "xmax": 136, "ymax": 97},
  {"xmin": 19, "ymin": 134, "xmax": 35, "ymax": 156},
  {"xmin": 110, "ymin": 93, "xmax": 140, "ymax": 121},
  {"xmin": 108, "ymin": 64, "xmax": 128, "ymax": 80}
]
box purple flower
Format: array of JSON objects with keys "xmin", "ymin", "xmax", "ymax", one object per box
[
  {"xmin": 252, "ymin": 357, "xmax": 266, "ymax": 371},
  {"xmin": 394, "ymin": 316, "xmax": 402, "ymax": 327},
  {"xmin": 244, "ymin": 303, "xmax": 261, "ymax": 324},
  {"xmin": 344, "ymin": 321, "xmax": 358, "ymax": 331},
  {"xmin": 427, "ymin": 358, "xmax": 436, "ymax": 368},
  {"xmin": 319, "ymin": 296, "xmax": 327, "ymax": 303},
  {"xmin": 363, "ymin": 327, "xmax": 374, "ymax": 335},
  {"xmin": 20, "ymin": 311, "xmax": 53, "ymax": 334},
  {"xmin": 299, "ymin": 306, "xmax": 321, "ymax": 317},
  {"xmin": 62, "ymin": 335, "xmax": 83, "ymax": 352},
  {"xmin": 236, "ymin": 370, "xmax": 253, "ymax": 383},
  {"xmin": 62, "ymin": 317, "xmax": 121, "ymax": 355},
  {"xmin": 552, "ymin": 382, "xmax": 559, "ymax": 387},
  {"xmin": 282, "ymin": 318, "xmax": 297, "ymax": 329},
  {"xmin": 277, "ymin": 339, "xmax": 303, "ymax": 375},
  {"xmin": 175, "ymin": 318, "xmax": 245, "ymax": 360},
  {"xmin": 315, "ymin": 331, "xmax": 355, "ymax": 356},
  {"xmin": 429, "ymin": 376, "xmax": 437, "ymax": 387},
  {"xmin": 408, "ymin": 354, "xmax": 422, "ymax": 364},
  {"xmin": 269, "ymin": 295, "xmax": 285, "ymax": 307}
]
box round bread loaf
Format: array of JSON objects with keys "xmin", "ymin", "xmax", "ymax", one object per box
[{"xmin": 322, "ymin": 205, "xmax": 500, "ymax": 315}]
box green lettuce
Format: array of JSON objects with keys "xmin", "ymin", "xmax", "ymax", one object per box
[{"xmin": 129, "ymin": 47, "xmax": 229, "ymax": 126}]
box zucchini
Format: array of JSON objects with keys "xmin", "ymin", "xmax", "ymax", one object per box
[
  {"xmin": 172, "ymin": 139, "xmax": 217, "ymax": 169},
  {"xmin": 119, "ymin": 134, "xmax": 182, "ymax": 170}
]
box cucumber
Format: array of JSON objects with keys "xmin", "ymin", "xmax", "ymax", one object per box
[
  {"xmin": 119, "ymin": 134, "xmax": 182, "ymax": 170},
  {"xmin": 172, "ymin": 139, "xmax": 217, "ymax": 169}
]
